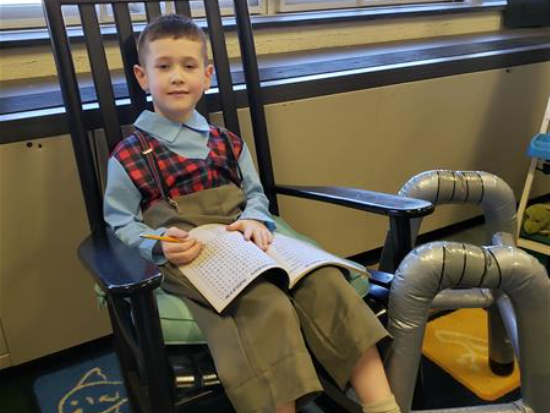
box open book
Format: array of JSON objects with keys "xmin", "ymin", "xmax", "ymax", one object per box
[{"xmin": 178, "ymin": 224, "xmax": 368, "ymax": 313}]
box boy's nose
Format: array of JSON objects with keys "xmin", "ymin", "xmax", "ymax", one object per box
[{"xmin": 170, "ymin": 69, "xmax": 186, "ymax": 84}]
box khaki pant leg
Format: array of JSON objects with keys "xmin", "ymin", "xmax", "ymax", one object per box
[
  {"xmin": 161, "ymin": 265, "xmax": 322, "ymax": 413},
  {"xmin": 290, "ymin": 266, "xmax": 390, "ymax": 389}
]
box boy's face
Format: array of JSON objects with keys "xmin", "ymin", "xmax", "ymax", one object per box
[{"xmin": 134, "ymin": 37, "xmax": 213, "ymax": 124}]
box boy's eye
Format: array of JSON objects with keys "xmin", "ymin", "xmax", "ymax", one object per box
[
  {"xmin": 185, "ymin": 64, "xmax": 197, "ymax": 70},
  {"xmin": 156, "ymin": 64, "xmax": 169, "ymax": 70}
]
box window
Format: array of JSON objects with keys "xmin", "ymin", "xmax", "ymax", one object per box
[
  {"xmin": 276, "ymin": 0, "xmax": 453, "ymax": 13},
  {"xmin": 0, "ymin": 0, "xmax": 460, "ymax": 30},
  {"xmin": 0, "ymin": 1, "xmax": 263, "ymax": 30},
  {"xmin": 0, "ymin": 0, "xmax": 47, "ymax": 30}
]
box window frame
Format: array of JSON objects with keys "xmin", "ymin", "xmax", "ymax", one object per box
[
  {"xmin": 0, "ymin": 2, "xmax": 52, "ymax": 30},
  {"xmin": 0, "ymin": 0, "xmax": 471, "ymax": 30},
  {"xmin": 275, "ymin": 0, "xmax": 458, "ymax": 13},
  {"xmin": 0, "ymin": 0, "xmax": 265, "ymax": 30}
]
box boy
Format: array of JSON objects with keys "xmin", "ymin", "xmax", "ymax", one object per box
[{"xmin": 104, "ymin": 13, "xmax": 401, "ymax": 413}]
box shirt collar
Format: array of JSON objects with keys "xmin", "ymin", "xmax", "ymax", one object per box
[{"xmin": 134, "ymin": 110, "xmax": 210, "ymax": 143}]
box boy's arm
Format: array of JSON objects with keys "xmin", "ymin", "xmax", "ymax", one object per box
[
  {"xmin": 103, "ymin": 158, "xmax": 168, "ymax": 264},
  {"xmin": 237, "ymin": 143, "xmax": 276, "ymax": 231}
]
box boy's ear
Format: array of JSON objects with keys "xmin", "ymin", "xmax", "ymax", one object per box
[
  {"xmin": 133, "ymin": 64, "xmax": 149, "ymax": 92},
  {"xmin": 204, "ymin": 64, "xmax": 214, "ymax": 90}
]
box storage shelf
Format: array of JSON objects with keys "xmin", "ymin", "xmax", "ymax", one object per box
[
  {"xmin": 517, "ymin": 237, "xmax": 550, "ymax": 255},
  {"xmin": 516, "ymin": 96, "xmax": 550, "ymax": 258}
]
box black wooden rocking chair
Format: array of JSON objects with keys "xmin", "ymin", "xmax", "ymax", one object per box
[{"xmin": 43, "ymin": 0, "xmax": 434, "ymax": 412}]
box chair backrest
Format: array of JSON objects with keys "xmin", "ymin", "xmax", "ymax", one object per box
[{"xmin": 43, "ymin": 0, "xmax": 279, "ymax": 234}]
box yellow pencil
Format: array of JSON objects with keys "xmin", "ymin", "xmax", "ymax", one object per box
[{"xmin": 140, "ymin": 234, "xmax": 186, "ymax": 243}]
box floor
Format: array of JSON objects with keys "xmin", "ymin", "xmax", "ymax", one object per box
[
  {"xmin": 0, "ymin": 224, "xmax": 539, "ymax": 412},
  {"xmin": 0, "ymin": 345, "xmax": 522, "ymax": 413}
]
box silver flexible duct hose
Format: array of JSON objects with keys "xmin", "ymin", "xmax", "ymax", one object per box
[
  {"xmin": 379, "ymin": 171, "xmax": 518, "ymax": 371},
  {"xmin": 386, "ymin": 242, "xmax": 549, "ymax": 413},
  {"xmin": 380, "ymin": 170, "xmax": 517, "ymax": 271},
  {"xmin": 430, "ymin": 288, "xmax": 494, "ymax": 309}
]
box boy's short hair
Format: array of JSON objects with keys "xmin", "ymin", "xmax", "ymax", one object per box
[{"xmin": 137, "ymin": 14, "xmax": 208, "ymax": 65}]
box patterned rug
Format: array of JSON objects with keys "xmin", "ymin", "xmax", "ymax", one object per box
[
  {"xmin": 33, "ymin": 352, "xmax": 130, "ymax": 413},
  {"xmin": 422, "ymin": 308, "xmax": 520, "ymax": 401}
]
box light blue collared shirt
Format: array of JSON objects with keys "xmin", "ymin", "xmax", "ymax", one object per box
[{"xmin": 103, "ymin": 110, "xmax": 275, "ymax": 264}]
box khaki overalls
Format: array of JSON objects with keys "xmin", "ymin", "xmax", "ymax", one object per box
[{"xmin": 144, "ymin": 183, "xmax": 389, "ymax": 413}]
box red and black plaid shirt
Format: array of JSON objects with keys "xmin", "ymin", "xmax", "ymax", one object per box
[{"xmin": 112, "ymin": 126, "xmax": 243, "ymax": 211}]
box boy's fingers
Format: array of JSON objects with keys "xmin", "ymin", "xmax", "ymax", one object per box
[
  {"xmin": 171, "ymin": 242, "xmax": 203, "ymax": 265},
  {"xmin": 226, "ymin": 222, "xmax": 241, "ymax": 232},
  {"xmin": 164, "ymin": 237, "xmax": 196, "ymax": 252},
  {"xmin": 251, "ymin": 229, "xmax": 260, "ymax": 247},
  {"xmin": 164, "ymin": 227, "xmax": 189, "ymax": 239},
  {"xmin": 254, "ymin": 229, "xmax": 267, "ymax": 250},
  {"xmin": 177, "ymin": 239, "xmax": 197, "ymax": 252},
  {"xmin": 165, "ymin": 226, "xmax": 187, "ymax": 235},
  {"xmin": 184, "ymin": 242, "xmax": 203, "ymax": 260},
  {"xmin": 181, "ymin": 238, "xmax": 197, "ymax": 248},
  {"xmin": 244, "ymin": 227, "xmax": 253, "ymax": 241},
  {"xmin": 259, "ymin": 230, "xmax": 268, "ymax": 249}
]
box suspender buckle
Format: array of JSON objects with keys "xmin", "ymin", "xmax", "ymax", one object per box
[{"xmin": 168, "ymin": 198, "xmax": 179, "ymax": 211}]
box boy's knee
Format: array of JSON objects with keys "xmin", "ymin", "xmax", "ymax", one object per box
[
  {"xmin": 234, "ymin": 280, "xmax": 300, "ymax": 327},
  {"xmin": 296, "ymin": 266, "xmax": 357, "ymax": 300},
  {"xmin": 217, "ymin": 285, "xmax": 305, "ymax": 384},
  {"xmin": 262, "ymin": 287, "xmax": 299, "ymax": 324}
]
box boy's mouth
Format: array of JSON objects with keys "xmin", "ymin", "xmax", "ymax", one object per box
[{"xmin": 168, "ymin": 90, "xmax": 189, "ymax": 95}]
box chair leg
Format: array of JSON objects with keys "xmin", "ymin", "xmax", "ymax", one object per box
[
  {"xmin": 108, "ymin": 299, "xmax": 150, "ymax": 413},
  {"xmin": 387, "ymin": 216, "xmax": 413, "ymax": 273},
  {"xmin": 131, "ymin": 291, "xmax": 177, "ymax": 413}
]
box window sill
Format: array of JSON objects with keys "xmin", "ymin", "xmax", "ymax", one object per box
[
  {"xmin": 1, "ymin": 27, "xmax": 548, "ymax": 144},
  {"xmin": 0, "ymin": 0, "xmax": 506, "ymax": 49}
]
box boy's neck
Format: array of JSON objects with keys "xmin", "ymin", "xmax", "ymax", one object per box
[{"xmin": 153, "ymin": 105, "xmax": 194, "ymax": 125}]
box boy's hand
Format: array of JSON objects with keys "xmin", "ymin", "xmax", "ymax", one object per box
[
  {"xmin": 162, "ymin": 226, "xmax": 203, "ymax": 265},
  {"xmin": 227, "ymin": 219, "xmax": 273, "ymax": 251}
]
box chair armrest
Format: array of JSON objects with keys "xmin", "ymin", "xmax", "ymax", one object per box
[
  {"xmin": 78, "ymin": 230, "xmax": 162, "ymax": 296},
  {"xmin": 276, "ymin": 185, "xmax": 434, "ymax": 218}
]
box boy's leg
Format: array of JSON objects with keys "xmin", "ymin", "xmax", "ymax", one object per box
[
  {"xmin": 352, "ymin": 346, "xmax": 401, "ymax": 413},
  {"xmin": 290, "ymin": 266, "xmax": 389, "ymax": 390},
  {"xmin": 275, "ymin": 402, "xmax": 296, "ymax": 413},
  {"xmin": 351, "ymin": 345, "xmax": 392, "ymax": 402},
  {"xmin": 291, "ymin": 266, "xmax": 401, "ymax": 413},
  {"xmin": 162, "ymin": 266, "xmax": 322, "ymax": 413},
  {"xmin": 361, "ymin": 395, "xmax": 401, "ymax": 413}
]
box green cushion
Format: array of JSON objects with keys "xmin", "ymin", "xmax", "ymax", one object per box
[
  {"xmin": 154, "ymin": 288, "xmax": 206, "ymax": 344},
  {"xmin": 95, "ymin": 216, "xmax": 370, "ymax": 345},
  {"xmin": 94, "ymin": 282, "xmax": 206, "ymax": 344}
]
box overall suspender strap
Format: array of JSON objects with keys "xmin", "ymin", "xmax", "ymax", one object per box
[
  {"xmin": 134, "ymin": 129, "xmax": 178, "ymax": 209},
  {"xmin": 217, "ymin": 127, "xmax": 244, "ymax": 186}
]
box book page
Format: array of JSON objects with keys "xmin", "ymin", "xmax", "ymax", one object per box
[
  {"xmin": 178, "ymin": 224, "xmax": 280, "ymax": 313},
  {"xmin": 267, "ymin": 233, "xmax": 368, "ymax": 288}
]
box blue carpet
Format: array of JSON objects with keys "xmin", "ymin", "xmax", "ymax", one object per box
[{"xmin": 33, "ymin": 352, "xmax": 130, "ymax": 413}]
